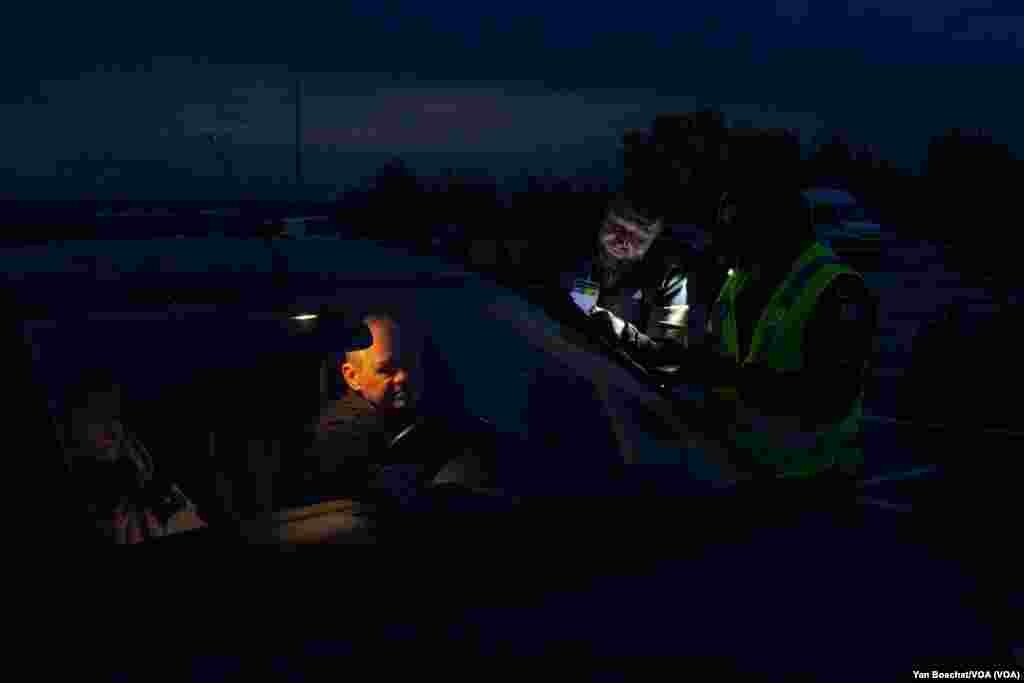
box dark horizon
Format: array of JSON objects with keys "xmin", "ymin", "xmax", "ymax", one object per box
[{"xmin": 3, "ymin": 3, "xmax": 1020, "ymax": 202}]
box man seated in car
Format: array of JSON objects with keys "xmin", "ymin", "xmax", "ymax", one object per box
[
  {"xmin": 277, "ymin": 312, "xmax": 499, "ymax": 520},
  {"xmin": 60, "ymin": 369, "xmax": 207, "ymax": 544}
]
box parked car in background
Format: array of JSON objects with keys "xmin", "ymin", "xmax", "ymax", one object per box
[
  {"xmin": 802, "ymin": 187, "xmax": 883, "ymax": 271},
  {"xmin": 280, "ymin": 215, "xmax": 333, "ymax": 239}
]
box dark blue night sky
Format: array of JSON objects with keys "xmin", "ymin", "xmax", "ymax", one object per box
[{"xmin": 2, "ymin": 1, "xmax": 1020, "ymax": 198}]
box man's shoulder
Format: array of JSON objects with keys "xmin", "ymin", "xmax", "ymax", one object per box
[
  {"xmin": 640, "ymin": 246, "xmax": 693, "ymax": 297},
  {"xmin": 316, "ymin": 395, "xmax": 377, "ymax": 432},
  {"xmin": 816, "ymin": 273, "xmax": 874, "ymax": 323},
  {"xmin": 804, "ymin": 272, "xmax": 876, "ymax": 362}
]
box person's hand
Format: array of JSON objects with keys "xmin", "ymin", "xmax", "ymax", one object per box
[
  {"xmin": 709, "ymin": 385, "xmax": 740, "ymax": 404},
  {"xmin": 166, "ymin": 507, "xmax": 207, "ymax": 535},
  {"xmin": 589, "ymin": 306, "xmax": 626, "ymax": 339}
]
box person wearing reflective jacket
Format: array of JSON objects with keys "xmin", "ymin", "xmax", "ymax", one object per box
[
  {"xmin": 693, "ymin": 180, "xmax": 877, "ymax": 480},
  {"xmin": 556, "ymin": 193, "xmax": 695, "ymax": 375}
]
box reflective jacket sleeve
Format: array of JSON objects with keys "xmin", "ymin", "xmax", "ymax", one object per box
[{"xmin": 607, "ymin": 263, "xmax": 690, "ymax": 370}]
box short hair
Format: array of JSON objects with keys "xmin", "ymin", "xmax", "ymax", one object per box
[
  {"xmin": 63, "ymin": 367, "xmax": 121, "ymax": 418},
  {"xmin": 607, "ymin": 192, "xmax": 665, "ymax": 230}
]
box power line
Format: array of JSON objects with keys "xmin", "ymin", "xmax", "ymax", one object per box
[{"xmin": 295, "ymin": 78, "xmax": 304, "ymax": 193}]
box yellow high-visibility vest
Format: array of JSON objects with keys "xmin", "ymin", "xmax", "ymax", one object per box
[{"xmin": 713, "ymin": 242, "xmax": 864, "ymax": 478}]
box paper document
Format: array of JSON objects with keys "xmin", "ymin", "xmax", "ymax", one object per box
[{"xmin": 570, "ymin": 278, "xmax": 599, "ymax": 314}]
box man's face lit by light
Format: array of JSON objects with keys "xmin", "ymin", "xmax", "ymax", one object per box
[
  {"xmin": 598, "ymin": 212, "xmax": 662, "ymax": 264},
  {"xmin": 341, "ymin": 317, "xmax": 422, "ymax": 418}
]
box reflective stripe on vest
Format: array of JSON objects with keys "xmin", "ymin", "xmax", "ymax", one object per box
[{"xmin": 754, "ymin": 255, "xmax": 844, "ymax": 362}]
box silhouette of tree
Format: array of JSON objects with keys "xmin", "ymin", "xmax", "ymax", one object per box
[
  {"xmin": 621, "ymin": 128, "xmax": 656, "ymax": 199},
  {"xmin": 719, "ymin": 125, "xmax": 805, "ymax": 241},
  {"xmin": 841, "ymin": 143, "xmax": 885, "ymax": 217},
  {"xmin": 809, "ymin": 132, "xmax": 854, "ymax": 186},
  {"xmin": 927, "ymin": 128, "xmax": 1013, "ymax": 194},
  {"xmin": 441, "ymin": 168, "xmax": 502, "ymax": 231},
  {"xmin": 854, "ymin": 150, "xmax": 913, "ymax": 234},
  {"xmin": 372, "ymin": 157, "xmax": 419, "ymax": 198},
  {"xmin": 925, "ymin": 127, "xmax": 1016, "ymax": 292},
  {"xmin": 366, "ymin": 157, "xmax": 423, "ymax": 242},
  {"xmin": 616, "ymin": 109, "xmax": 736, "ymax": 227},
  {"xmin": 645, "ymin": 109, "xmax": 731, "ymax": 226},
  {"xmin": 727, "ymin": 126, "xmax": 802, "ymax": 185}
]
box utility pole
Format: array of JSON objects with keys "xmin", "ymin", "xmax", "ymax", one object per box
[
  {"xmin": 204, "ymin": 130, "xmax": 234, "ymax": 183},
  {"xmin": 295, "ymin": 78, "xmax": 304, "ymax": 195},
  {"xmin": 199, "ymin": 100, "xmax": 248, "ymax": 199}
]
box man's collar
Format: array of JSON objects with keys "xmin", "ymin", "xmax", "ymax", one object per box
[
  {"xmin": 341, "ymin": 391, "xmax": 420, "ymax": 434},
  {"xmin": 340, "ymin": 390, "xmax": 376, "ymax": 414},
  {"xmin": 593, "ymin": 249, "xmax": 641, "ymax": 283},
  {"xmin": 745, "ymin": 238, "xmax": 816, "ymax": 283}
]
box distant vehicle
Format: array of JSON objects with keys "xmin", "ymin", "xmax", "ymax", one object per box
[
  {"xmin": 199, "ymin": 208, "xmax": 243, "ymax": 218},
  {"xmin": 269, "ymin": 215, "xmax": 333, "ymax": 240},
  {"xmin": 802, "ymin": 187, "xmax": 883, "ymax": 270},
  {"xmin": 802, "ymin": 188, "xmax": 880, "ymax": 237}
]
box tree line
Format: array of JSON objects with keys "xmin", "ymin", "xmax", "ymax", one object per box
[
  {"xmin": 341, "ymin": 109, "xmax": 1018, "ymax": 283},
  {"xmin": 349, "ymin": 110, "xmax": 1018, "ymax": 239},
  {"xmin": 5, "ymin": 108, "xmax": 1017, "ymax": 284}
]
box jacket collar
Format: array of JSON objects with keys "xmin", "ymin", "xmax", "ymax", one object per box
[{"xmin": 319, "ymin": 391, "xmax": 419, "ymax": 445}]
